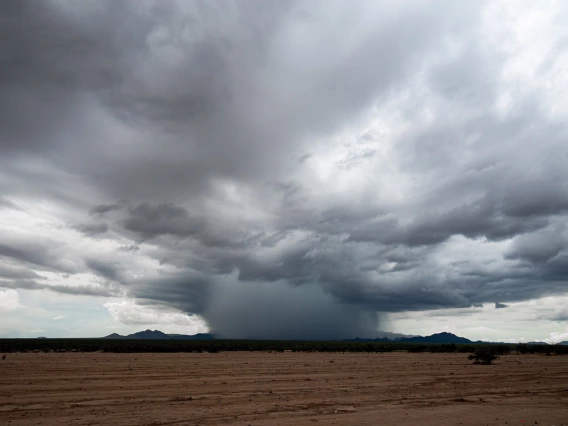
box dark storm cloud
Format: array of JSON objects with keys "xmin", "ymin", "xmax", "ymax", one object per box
[
  {"xmin": 1, "ymin": 0, "xmax": 568, "ymax": 338},
  {"xmin": 131, "ymin": 272, "xmax": 213, "ymax": 315},
  {"xmin": 0, "ymin": 264, "xmax": 42, "ymax": 280},
  {"xmin": 73, "ymin": 222, "xmax": 109, "ymax": 236},
  {"xmin": 89, "ymin": 203, "xmax": 124, "ymax": 215},
  {"xmin": 0, "ymin": 278, "xmax": 116, "ymax": 298},
  {"xmin": 121, "ymin": 202, "xmax": 247, "ymax": 248},
  {"xmin": 41, "ymin": 283, "xmax": 117, "ymax": 298},
  {"xmin": 85, "ymin": 258, "xmax": 121, "ymax": 282},
  {"xmin": 0, "ymin": 241, "xmax": 76, "ymax": 274},
  {"xmin": 0, "ymin": 0, "xmax": 482, "ymax": 199},
  {"xmin": 347, "ymin": 200, "xmax": 549, "ymax": 247},
  {"xmin": 118, "ymin": 244, "xmax": 140, "ymax": 253},
  {"xmin": 505, "ymin": 223, "xmax": 566, "ymax": 264},
  {"xmin": 204, "ymin": 280, "xmax": 380, "ymax": 340},
  {"xmin": 495, "ymin": 302, "xmax": 508, "ymax": 309},
  {"xmin": 122, "ymin": 203, "xmax": 201, "ymax": 239}
]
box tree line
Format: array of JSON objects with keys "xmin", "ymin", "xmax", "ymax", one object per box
[{"xmin": 1, "ymin": 339, "xmax": 567, "ymax": 355}]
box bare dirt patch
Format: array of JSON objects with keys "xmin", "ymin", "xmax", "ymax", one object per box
[{"xmin": 1, "ymin": 352, "xmax": 567, "ymax": 425}]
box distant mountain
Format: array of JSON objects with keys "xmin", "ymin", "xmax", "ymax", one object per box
[
  {"xmin": 347, "ymin": 337, "xmax": 392, "ymax": 343},
  {"xmin": 347, "ymin": 332, "xmax": 562, "ymax": 345},
  {"xmin": 399, "ymin": 332, "xmax": 472, "ymax": 344},
  {"xmin": 348, "ymin": 332, "xmax": 473, "ymax": 344},
  {"xmin": 167, "ymin": 333, "xmax": 215, "ymax": 340},
  {"xmin": 101, "ymin": 330, "xmax": 560, "ymax": 344},
  {"xmin": 345, "ymin": 331, "xmax": 418, "ymax": 343},
  {"xmin": 102, "ymin": 329, "xmax": 216, "ymax": 340},
  {"xmin": 133, "ymin": 330, "xmax": 170, "ymax": 339},
  {"xmin": 104, "ymin": 333, "xmax": 124, "ymax": 339},
  {"xmin": 373, "ymin": 331, "xmax": 418, "ymax": 340}
]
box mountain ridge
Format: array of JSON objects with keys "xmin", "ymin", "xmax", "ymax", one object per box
[
  {"xmin": 102, "ymin": 329, "xmax": 216, "ymax": 340},
  {"xmin": 346, "ymin": 332, "xmax": 477, "ymax": 344},
  {"xmin": 101, "ymin": 330, "xmax": 562, "ymax": 345},
  {"xmin": 101, "ymin": 330, "xmax": 537, "ymax": 344}
]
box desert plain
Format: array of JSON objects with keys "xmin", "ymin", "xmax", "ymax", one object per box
[{"xmin": 0, "ymin": 352, "xmax": 567, "ymax": 425}]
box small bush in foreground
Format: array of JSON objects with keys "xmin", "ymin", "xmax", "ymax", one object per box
[{"xmin": 468, "ymin": 348, "xmax": 498, "ymax": 365}]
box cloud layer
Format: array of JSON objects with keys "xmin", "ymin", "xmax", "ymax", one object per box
[{"xmin": 1, "ymin": 0, "xmax": 568, "ymax": 338}]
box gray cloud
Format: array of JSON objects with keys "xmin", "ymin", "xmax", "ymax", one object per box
[
  {"xmin": 131, "ymin": 272, "xmax": 213, "ymax": 315},
  {"xmin": 0, "ymin": 197, "xmax": 19, "ymax": 210},
  {"xmin": 73, "ymin": 222, "xmax": 109, "ymax": 236},
  {"xmin": 118, "ymin": 244, "xmax": 140, "ymax": 253},
  {"xmin": 85, "ymin": 258, "xmax": 121, "ymax": 282},
  {"xmin": 0, "ymin": 240, "xmax": 77, "ymax": 274},
  {"xmin": 1, "ymin": 0, "xmax": 568, "ymax": 338},
  {"xmin": 122, "ymin": 203, "xmax": 202, "ymax": 240},
  {"xmin": 121, "ymin": 202, "xmax": 248, "ymax": 248},
  {"xmin": 0, "ymin": 278, "xmax": 116, "ymax": 298},
  {"xmin": 548, "ymin": 311, "xmax": 568, "ymax": 322},
  {"xmin": 89, "ymin": 203, "xmax": 124, "ymax": 215},
  {"xmin": 0, "ymin": 264, "xmax": 43, "ymax": 280}
]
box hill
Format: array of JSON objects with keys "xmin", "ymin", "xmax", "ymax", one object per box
[
  {"xmin": 398, "ymin": 332, "xmax": 472, "ymax": 344},
  {"xmin": 348, "ymin": 332, "xmax": 473, "ymax": 344},
  {"xmin": 556, "ymin": 341, "xmax": 568, "ymax": 346},
  {"xmin": 102, "ymin": 330, "xmax": 215, "ymax": 340},
  {"xmin": 104, "ymin": 333, "xmax": 124, "ymax": 339}
]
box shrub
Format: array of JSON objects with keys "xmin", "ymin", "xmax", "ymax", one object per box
[{"xmin": 467, "ymin": 348, "xmax": 498, "ymax": 365}]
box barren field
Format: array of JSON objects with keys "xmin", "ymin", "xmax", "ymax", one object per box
[{"xmin": 1, "ymin": 352, "xmax": 567, "ymax": 425}]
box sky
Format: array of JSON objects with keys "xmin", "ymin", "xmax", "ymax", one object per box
[{"xmin": 1, "ymin": 0, "xmax": 568, "ymax": 343}]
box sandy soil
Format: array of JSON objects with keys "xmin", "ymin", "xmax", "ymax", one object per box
[{"xmin": 0, "ymin": 352, "xmax": 567, "ymax": 425}]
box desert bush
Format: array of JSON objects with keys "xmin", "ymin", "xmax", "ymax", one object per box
[{"xmin": 467, "ymin": 348, "xmax": 498, "ymax": 365}]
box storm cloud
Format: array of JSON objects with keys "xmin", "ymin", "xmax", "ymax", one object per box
[{"xmin": 1, "ymin": 0, "xmax": 568, "ymax": 338}]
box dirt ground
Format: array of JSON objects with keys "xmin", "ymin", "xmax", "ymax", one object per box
[{"xmin": 1, "ymin": 352, "xmax": 567, "ymax": 425}]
